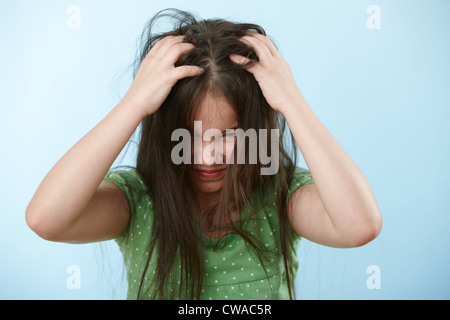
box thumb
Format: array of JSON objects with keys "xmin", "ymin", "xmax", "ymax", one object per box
[{"xmin": 174, "ymin": 65, "xmax": 205, "ymax": 79}]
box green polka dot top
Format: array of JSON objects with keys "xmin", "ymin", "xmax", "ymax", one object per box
[{"xmin": 102, "ymin": 166, "xmax": 314, "ymax": 300}]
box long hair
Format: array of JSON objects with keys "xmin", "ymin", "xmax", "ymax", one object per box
[{"xmin": 131, "ymin": 8, "xmax": 298, "ymax": 299}]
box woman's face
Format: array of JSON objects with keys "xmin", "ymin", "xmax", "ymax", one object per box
[{"xmin": 189, "ymin": 91, "xmax": 238, "ymax": 196}]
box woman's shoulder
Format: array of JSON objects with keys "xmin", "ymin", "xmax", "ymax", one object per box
[
  {"xmin": 289, "ymin": 166, "xmax": 314, "ymax": 191},
  {"xmin": 103, "ymin": 167, "xmax": 155, "ymax": 249},
  {"xmin": 256, "ymin": 166, "xmax": 314, "ymax": 202},
  {"xmin": 102, "ymin": 167, "xmax": 152, "ymax": 218},
  {"xmin": 103, "ymin": 167, "xmax": 147, "ymax": 191}
]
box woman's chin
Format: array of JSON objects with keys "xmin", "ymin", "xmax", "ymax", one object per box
[{"xmin": 194, "ymin": 179, "xmax": 224, "ymax": 194}]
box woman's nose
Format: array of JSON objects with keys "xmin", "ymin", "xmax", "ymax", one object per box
[{"xmin": 193, "ymin": 139, "xmax": 220, "ymax": 165}]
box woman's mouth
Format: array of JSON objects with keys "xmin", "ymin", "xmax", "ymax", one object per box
[{"xmin": 194, "ymin": 167, "xmax": 227, "ymax": 180}]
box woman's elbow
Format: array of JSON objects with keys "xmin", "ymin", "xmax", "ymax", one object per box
[
  {"xmin": 349, "ymin": 211, "xmax": 383, "ymax": 248},
  {"xmin": 26, "ymin": 205, "xmax": 61, "ymax": 241}
]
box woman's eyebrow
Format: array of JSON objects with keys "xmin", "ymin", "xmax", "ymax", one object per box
[
  {"xmin": 192, "ymin": 126, "xmax": 238, "ymax": 136},
  {"xmin": 221, "ymin": 125, "xmax": 239, "ymax": 133}
]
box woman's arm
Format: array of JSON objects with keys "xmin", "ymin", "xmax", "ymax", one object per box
[
  {"xmin": 26, "ymin": 100, "xmax": 143, "ymax": 243},
  {"xmin": 230, "ymin": 32, "xmax": 382, "ymax": 248},
  {"xmin": 283, "ymin": 94, "xmax": 382, "ymax": 248},
  {"xmin": 26, "ymin": 35, "xmax": 204, "ymax": 243}
]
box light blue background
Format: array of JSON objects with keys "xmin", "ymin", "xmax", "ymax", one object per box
[{"xmin": 1, "ymin": 0, "xmax": 449, "ymax": 300}]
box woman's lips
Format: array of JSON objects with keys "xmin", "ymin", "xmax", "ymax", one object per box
[{"xmin": 194, "ymin": 168, "xmax": 227, "ymax": 180}]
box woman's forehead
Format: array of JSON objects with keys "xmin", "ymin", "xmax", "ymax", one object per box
[{"xmin": 192, "ymin": 91, "xmax": 238, "ymax": 131}]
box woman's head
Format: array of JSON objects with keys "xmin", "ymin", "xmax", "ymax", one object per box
[
  {"xmin": 132, "ymin": 8, "xmax": 298, "ymax": 300},
  {"xmin": 136, "ymin": 9, "xmax": 281, "ymax": 195}
]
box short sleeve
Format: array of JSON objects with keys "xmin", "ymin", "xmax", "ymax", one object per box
[
  {"xmin": 102, "ymin": 168, "xmax": 146, "ymax": 213},
  {"xmin": 284, "ymin": 166, "xmax": 315, "ymax": 244},
  {"xmin": 102, "ymin": 168, "xmax": 148, "ymax": 244},
  {"xmin": 286, "ymin": 167, "xmax": 315, "ymax": 206}
]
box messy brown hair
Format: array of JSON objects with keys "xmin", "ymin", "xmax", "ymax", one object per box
[{"xmin": 130, "ymin": 8, "xmax": 299, "ymax": 299}]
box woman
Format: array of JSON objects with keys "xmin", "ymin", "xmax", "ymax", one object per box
[{"xmin": 26, "ymin": 9, "xmax": 382, "ymax": 300}]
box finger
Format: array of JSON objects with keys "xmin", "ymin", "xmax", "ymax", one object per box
[
  {"xmin": 166, "ymin": 42, "xmax": 197, "ymax": 64},
  {"xmin": 239, "ymin": 35, "xmax": 272, "ymax": 65},
  {"xmin": 246, "ymin": 31, "xmax": 279, "ymax": 57},
  {"xmin": 172, "ymin": 65, "xmax": 204, "ymax": 80},
  {"xmin": 151, "ymin": 35, "xmax": 185, "ymax": 58},
  {"xmin": 229, "ymin": 53, "xmax": 250, "ymax": 65},
  {"xmin": 229, "ymin": 54, "xmax": 259, "ymax": 74}
]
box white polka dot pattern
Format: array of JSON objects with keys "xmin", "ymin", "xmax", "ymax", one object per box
[{"xmin": 103, "ymin": 167, "xmax": 314, "ymax": 300}]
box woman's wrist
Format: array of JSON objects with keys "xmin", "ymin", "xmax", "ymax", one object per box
[
  {"xmin": 278, "ymin": 90, "xmax": 309, "ymax": 119},
  {"xmin": 117, "ymin": 96, "xmax": 149, "ymax": 122}
]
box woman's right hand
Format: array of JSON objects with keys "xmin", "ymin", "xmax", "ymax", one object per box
[{"xmin": 121, "ymin": 35, "xmax": 204, "ymax": 118}]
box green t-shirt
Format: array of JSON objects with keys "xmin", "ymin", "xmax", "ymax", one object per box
[{"xmin": 103, "ymin": 167, "xmax": 314, "ymax": 300}]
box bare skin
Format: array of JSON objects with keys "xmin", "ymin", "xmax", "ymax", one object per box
[
  {"xmin": 230, "ymin": 31, "xmax": 383, "ymax": 247},
  {"xmin": 25, "ymin": 36, "xmax": 204, "ymax": 243},
  {"xmin": 27, "ymin": 32, "xmax": 382, "ymax": 248}
]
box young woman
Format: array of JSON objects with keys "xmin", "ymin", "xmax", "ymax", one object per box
[{"xmin": 26, "ymin": 9, "xmax": 382, "ymax": 300}]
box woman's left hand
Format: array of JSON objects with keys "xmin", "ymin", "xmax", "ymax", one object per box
[{"xmin": 229, "ymin": 31, "xmax": 303, "ymax": 114}]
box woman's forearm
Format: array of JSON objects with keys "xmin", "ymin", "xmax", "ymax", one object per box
[
  {"xmin": 26, "ymin": 100, "xmax": 144, "ymax": 232},
  {"xmin": 282, "ymin": 93, "xmax": 382, "ymax": 234}
]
